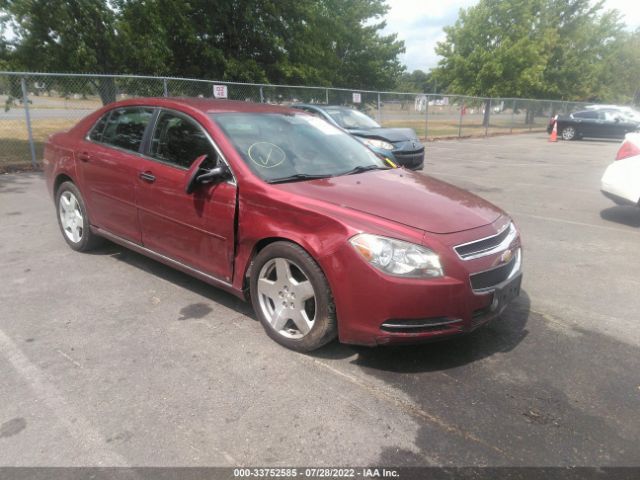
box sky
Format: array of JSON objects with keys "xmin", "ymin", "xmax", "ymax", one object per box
[{"xmin": 382, "ymin": 0, "xmax": 640, "ymax": 73}]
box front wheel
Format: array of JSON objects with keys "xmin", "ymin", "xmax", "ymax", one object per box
[
  {"xmin": 56, "ymin": 181, "xmax": 102, "ymax": 251},
  {"xmin": 249, "ymin": 242, "xmax": 337, "ymax": 351}
]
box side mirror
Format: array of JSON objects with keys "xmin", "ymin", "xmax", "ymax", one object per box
[{"xmin": 185, "ymin": 154, "xmax": 231, "ymax": 194}]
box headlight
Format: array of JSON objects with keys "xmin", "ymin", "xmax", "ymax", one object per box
[
  {"xmin": 349, "ymin": 234, "xmax": 443, "ymax": 278},
  {"xmin": 362, "ymin": 138, "xmax": 394, "ymax": 151}
]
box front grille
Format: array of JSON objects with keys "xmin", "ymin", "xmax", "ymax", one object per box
[
  {"xmin": 394, "ymin": 149, "xmax": 424, "ymax": 167},
  {"xmin": 455, "ymin": 222, "xmax": 516, "ymax": 260},
  {"xmin": 470, "ymin": 253, "xmax": 517, "ymax": 291}
]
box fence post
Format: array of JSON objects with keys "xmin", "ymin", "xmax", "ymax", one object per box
[
  {"xmin": 485, "ymin": 98, "xmax": 491, "ymax": 137},
  {"xmin": 325, "ymin": 88, "xmax": 329, "ymax": 104},
  {"xmin": 377, "ymin": 92, "xmax": 381, "ymax": 123},
  {"xmin": 21, "ymin": 77, "xmax": 38, "ymax": 168},
  {"xmin": 163, "ymin": 78, "xmax": 168, "ymax": 97},
  {"xmin": 510, "ymin": 99, "xmax": 515, "ymax": 134},
  {"xmin": 458, "ymin": 99, "xmax": 464, "ymax": 138},
  {"xmin": 260, "ymin": 86, "xmax": 264, "ymax": 103},
  {"xmin": 424, "ymin": 95, "xmax": 429, "ymax": 141}
]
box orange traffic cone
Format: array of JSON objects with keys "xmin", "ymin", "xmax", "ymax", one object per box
[{"xmin": 549, "ymin": 116, "xmax": 558, "ymax": 142}]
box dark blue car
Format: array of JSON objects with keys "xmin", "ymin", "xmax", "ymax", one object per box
[{"xmin": 292, "ymin": 104, "xmax": 425, "ymax": 170}]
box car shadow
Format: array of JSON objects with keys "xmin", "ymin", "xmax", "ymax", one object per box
[
  {"xmin": 315, "ymin": 290, "xmax": 531, "ymax": 372},
  {"xmin": 89, "ymin": 241, "xmax": 255, "ymax": 318},
  {"xmin": 600, "ymin": 205, "xmax": 640, "ymax": 227},
  {"xmin": 87, "ymin": 240, "xmax": 530, "ymax": 371}
]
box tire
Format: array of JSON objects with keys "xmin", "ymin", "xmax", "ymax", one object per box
[
  {"xmin": 55, "ymin": 181, "xmax": 103, "ymax": 252},
  {"xmin": 561, "ymin": 126, "xmax": 576, "ymax": 141},
  {"xmin": 249, "ymin": 241, "xmax": 337, "ymax": 351}
]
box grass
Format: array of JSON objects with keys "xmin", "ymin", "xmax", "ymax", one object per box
[
  {"xmin": 381, "ymin": 118, "xmax": 547, "ymax": 140},
  {"xmin": 0, "ymin": 118, "xmax": 77, "ymax": 169}
]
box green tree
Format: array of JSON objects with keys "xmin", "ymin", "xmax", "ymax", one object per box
[
  {"xmin": 396, "ymin": 70, "xmax": 439, "ymax": 93},
  {"xmin": 1, "ymin": 0, "xmax": 405, "ymax": 102},
  {"xmin": 433, "ymin": 0, "xmax": 636, "ymax": 118},
  {"xmin": 2, "ymin": 0, "xmax": 122, "ymax": 103}
]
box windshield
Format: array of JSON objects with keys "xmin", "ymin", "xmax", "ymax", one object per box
[
  {"xmin": 324, "ymin": 108, "xmax": 381, "ymax": 129},
  {"xmin": 212, "ymin": 112, "xmax": 386, "ymax": 183}
]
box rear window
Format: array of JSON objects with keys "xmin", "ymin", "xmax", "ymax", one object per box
[{"xmin": 95, "ymin": 107, "xmax": 154, "ymax": 152}]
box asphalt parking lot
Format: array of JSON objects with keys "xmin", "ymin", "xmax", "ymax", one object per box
[{"xmin": 1, "ymin": 133, "xmax": 639, "ymax": 467}]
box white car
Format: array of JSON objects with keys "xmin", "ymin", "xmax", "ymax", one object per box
[
  {"xmin": 587, "ymin": 104, "xmax": 640, "ymax": 123},
  {"xmin": 601, "ymin": 132, "xmax": 640, "ymax": 206}
]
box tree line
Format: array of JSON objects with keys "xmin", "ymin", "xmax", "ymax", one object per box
[
  {"xmin": 405, "ymin": 0, "xmax": 640, "ymax": 105},
  {"xmin": 1, "ymin": 0, "xmax": 638, "ymax": 105},
  {"xmin": 0, "ymin": 0, "xmax": 405, "ymax": 103}
]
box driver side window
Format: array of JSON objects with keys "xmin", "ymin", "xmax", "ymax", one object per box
[{"xmin": 150, "ymin": 111, "xmax": 217, "ymax": 169}]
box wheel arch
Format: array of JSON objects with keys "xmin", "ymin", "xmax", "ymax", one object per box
[
  {"xmin": 242, "ymin": 236, "xmax": 310, "ymax": 291},
  {"xmin": 54, "ymin": 173, "xmax": 75, "ymax": 196},
  {"xmin": 240, "ymin": 236, "xmax": 334, "ymax": 302}
]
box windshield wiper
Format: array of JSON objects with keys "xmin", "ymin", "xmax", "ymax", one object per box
[
  {"xmin": 268, "ymin": 173, "xmax": 333, "ymax": 184},
  {"xmin": 342, "ymin": 165, "xmax": 387, "ymax": 176}
]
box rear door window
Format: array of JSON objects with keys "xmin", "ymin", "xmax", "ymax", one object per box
[
  {"xmin": 100, "ymin": 107, "xmax": 154, "ymax": 152},
  {"xmin": 573, "ymin": 111, "xmax": 598, "ymax": 119}
]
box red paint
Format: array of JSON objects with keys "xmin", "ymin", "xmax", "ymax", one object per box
[{"xmin": 44, "ymin": 98, "xmax": 522, "ymax": 346}]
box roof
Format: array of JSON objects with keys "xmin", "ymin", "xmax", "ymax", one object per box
[{"xmin": 109, "ymin": 97, "xmax": 300, "ymax": 115}]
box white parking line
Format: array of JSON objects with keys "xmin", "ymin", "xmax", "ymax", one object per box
[{"xmin": 0, "ymin": 328, "xmax": 131, "ymax": 467}]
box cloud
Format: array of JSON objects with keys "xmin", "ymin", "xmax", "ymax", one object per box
[
  {"xmin": 381, "ymin": 0, "xmax": 476, "ymax": 71},
  {"xmin": 382, "ymin": 0, "xmax": 640, "ymax": 73}
]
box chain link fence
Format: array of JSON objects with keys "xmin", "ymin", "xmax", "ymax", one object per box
[{"xmin": 0, "ymin": 72, "xmax": 594, "ymax": 170}]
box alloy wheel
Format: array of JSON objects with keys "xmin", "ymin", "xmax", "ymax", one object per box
[
  {"xmin": 59, "ymin": 191, "xmax": 84, "ymax": 243},
  {"xmin": 256, "ymin": 257, "xmax": 317, "ymax": 339},
  {"xmin": 562, "ymin": 127, "xmax": 575, "ymax": 140}
]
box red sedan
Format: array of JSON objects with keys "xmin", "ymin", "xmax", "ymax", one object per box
[{"xmin": 44, "ymin": 98, "xmax": 522, "ymax": 351}]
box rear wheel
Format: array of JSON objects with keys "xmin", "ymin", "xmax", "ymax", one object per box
[
  {"xmin": 561, "ymin": 126, "xmax": 576, "ymax": 140},
  {"xmin": 250, "ymin": 242, "xmax": 337, "ymax": 351},
  {"xmin": 56, "ymin": 181, "xmax": 102, "ymax": 251}
]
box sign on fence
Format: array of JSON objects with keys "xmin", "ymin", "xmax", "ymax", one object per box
[
  {"xmin": 213, "ymin": 85, "xmax": 228, "ymax": 99},
  {"xmin": 352, "ymin": 92, "xmax": 361, "ymax": 103}
]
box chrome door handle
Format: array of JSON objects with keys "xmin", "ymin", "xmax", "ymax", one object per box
[{"xmin": 139, "ymin": 172, "xmax": 156, "ymax": 183}]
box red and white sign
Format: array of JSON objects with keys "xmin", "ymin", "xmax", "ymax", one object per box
[
  {"xmin": 213, "ymin": 85, "xmax": 228, "ymax": 99},
  {"xmin": 352, "ymin": 92, "xmax": 362, "ymax": 103}
]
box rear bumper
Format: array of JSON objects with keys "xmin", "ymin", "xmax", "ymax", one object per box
[
  {"xmin": 600, "ymin": 158, "xmax": 640, "ymax": 206},
  {"xmin": 601, "ymin": 190, "xmax": 637, "ymax": 206}
]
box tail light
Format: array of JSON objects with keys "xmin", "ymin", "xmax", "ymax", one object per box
[{"xmin": 615, "ymin": 141, "xmax": 640, "ymax": 160}]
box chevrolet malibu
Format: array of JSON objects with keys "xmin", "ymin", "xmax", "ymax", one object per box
[{"xmin": 44, "ymin": 98, "xmax": 522, "ymax": 351}]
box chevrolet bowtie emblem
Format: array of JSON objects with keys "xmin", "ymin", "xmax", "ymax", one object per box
[{"xmin": 500, "ymin": 249, "xmax": 513, "ymax": 264}]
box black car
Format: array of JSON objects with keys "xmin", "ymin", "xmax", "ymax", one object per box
[
  {"xmin": 548, "ymin": 109, "xmax": 639, "ymax": 140},
  {"xmin": 292, "ymin": 104, "xmax": 425, "ymax": 170}
]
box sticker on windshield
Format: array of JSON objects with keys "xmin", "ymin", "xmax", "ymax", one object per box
[{"xmin": 248, "ymin": 142, "xmax": 286, "ymax": 168}]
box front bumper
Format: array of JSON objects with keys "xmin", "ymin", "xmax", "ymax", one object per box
[
  {"xmin": 393, "ymin": 147, "xmax": 425, "ymax": 170},
  {"xmin": 322, "ymin": 223, "xmax": 522, "ymax": 346}
]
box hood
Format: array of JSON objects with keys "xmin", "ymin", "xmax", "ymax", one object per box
[
  {"xmin": 274, "ymin": 169, "xmax": 503, "ymax": 234},
  {"xmin": 347, "ymin": 127, "xmax": 418, "ymax": 143}
]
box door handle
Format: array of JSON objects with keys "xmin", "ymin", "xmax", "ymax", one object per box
[
  {"xmin": 139, "ymin": 171, "xmax": 156, "ymax": 183},
  {"xmin": 78, "ymin": 152, "xmax": 91, "ymax": 162}
]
